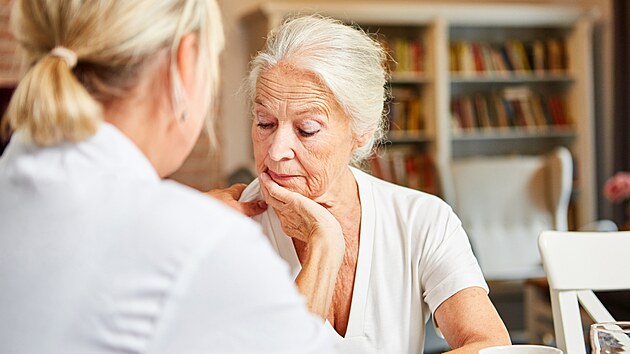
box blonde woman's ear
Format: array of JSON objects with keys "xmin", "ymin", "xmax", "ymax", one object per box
[{"xmin": 176, "ymin": 32, "xmax": 200, "ymax": 101}]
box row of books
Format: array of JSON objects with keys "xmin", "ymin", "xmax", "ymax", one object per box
[
  {"xmin": 450, "ymin": 39, "xmax": 566, "ymax": 75},
  {"xmin": 369, "ymin": 148, "xmax": 436, "ymax": 193},
  {"xmin": 451, "ymin": 86, "xmax": 571, "ymax": 132},
  {"xmin": 388, "ymin": 87, "xmax": 424, "ymax": 132},
  {"xmin": 386, "ymin": 37, "xmax": 425, "ymax": 73}
]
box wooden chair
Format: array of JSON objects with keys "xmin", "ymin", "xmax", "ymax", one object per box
[{"xmin": 538, "ymin": 230, "xmax": 630, "ymax": 354}]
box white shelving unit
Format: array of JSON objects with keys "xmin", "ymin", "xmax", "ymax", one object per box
[{"xmin": 242, "ymin": 2, "xmax": 598, "ymax": 228}]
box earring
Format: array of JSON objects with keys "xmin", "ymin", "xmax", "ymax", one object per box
[{"xmin": 180, "ymin": 109, "xmax": 188, "ymax": 122}]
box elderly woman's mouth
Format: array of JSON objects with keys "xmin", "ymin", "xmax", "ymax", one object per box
[{"xmin": 267, "ymin": 170, "xmax": 299, "ymax": 182}]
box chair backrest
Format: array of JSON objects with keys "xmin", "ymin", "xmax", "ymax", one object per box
[
  {"xmin": 538, "ymin": 230, "xmax": 630, "ymax": 354},
  {"xmin": 439, "ymin": 146, "xmax": 573, "ymax": 280}
]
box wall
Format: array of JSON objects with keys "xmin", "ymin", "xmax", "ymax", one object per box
[{"xmin": 0, "ymin": 0, "xmax": 18, "ymax": 85}]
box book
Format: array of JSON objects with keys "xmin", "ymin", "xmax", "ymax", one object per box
[
  {"xmin": 460, "ymin": 96, "xmax": 477, "ymax": 130},
  {"xmin": 499, "ymin": 45, "xmax": 515, "ymax": 71},
  {"xmin": 474, "ymin": 94, "xmax": 492, "ymax": 130},
  {"xmin": 471, "ymin": 42, "xmax": 485, "ymax": 73},
  {"xmin": 490, "ymin": 46, "xmax": 510, "ymax": 77},
  {"xmin": 529, "ymin": 94, "xmax": 549, "ymax": 129},
  {"xmin": 491, "ymin": 92, "xmax": 510, "ymax": 128},
  {"xmin": 532, "ymin": 40, "xmax": 546, "ymax": 74},
  {"xmin": 458, "ymin": 42, "xmax": 476, "ymax": 76},
  {"xmin": 546, "ymin": 38, "xmax": 565, "ymax": 72},
  {"xmin": 509, "ymin": 40, "xmax": 532, "ymax": 72},
  {"xmin": 390, "ymin": 87, "xmax": 424, "ymax": 133}
]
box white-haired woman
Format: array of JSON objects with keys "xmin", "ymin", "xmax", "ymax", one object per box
[
  {"xmin": 0, "ymin": 1, "xmax": 335, "ymax": 353},
  {"xmin": 239, "ymin": 15, "xmax": 511, "ymax": 353}
]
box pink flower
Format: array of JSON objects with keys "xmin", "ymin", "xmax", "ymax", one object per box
[{"xmin": 603, "ymin": 172, "xmax": 630, "ymax": 203}]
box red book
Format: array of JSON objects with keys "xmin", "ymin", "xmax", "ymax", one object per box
[{"xmin": 471, "ymin": 42, "xmax": 485, "ymax": 73}]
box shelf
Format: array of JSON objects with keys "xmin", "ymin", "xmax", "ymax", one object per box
[
  {"xmin": 451, "ymin": 128, "xmax": 576, "ymax": 141},
  {"xmin": 452, "ymin": 128, "xmax": 576, "ymax": 157},
  {"xmin": 387, "ymin": 130, "xmax": 432, "ymax": 144},
  {"xmin": 450, "ymin": 73, "xmax": 573, "ymax": 84},
  {"xmin": 391, "ymin": 72, "xmax": 430, "ymax": 84}
]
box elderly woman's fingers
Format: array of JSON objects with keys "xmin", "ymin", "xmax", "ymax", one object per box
[{"xmin": 259, "ymin": 172, "xmax": 293, "ymax": 206}]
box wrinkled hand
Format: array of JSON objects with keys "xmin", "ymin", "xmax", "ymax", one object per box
[
  {"xmin": 259, "ymin": 172, "xmax": 343, "ymax": 250},
  {"xmin": 207, "ymin": 184, "xmax": 268, "ymax": 217},
  {"xmin": 603, "ymin": 172, "xmax": 630, "ymax": 203}
]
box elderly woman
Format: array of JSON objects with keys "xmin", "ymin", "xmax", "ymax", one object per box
[
  {"xmin": 239, "ymin": 15, "xmax": 511, "ymax": 353},
  {"xmin": 0, "ymin": 1, "xmax": 334, "ymax": 353}
]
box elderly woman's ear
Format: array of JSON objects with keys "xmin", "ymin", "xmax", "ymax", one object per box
[{"xmin": 353, "ymin": 130, "xmax": 376, "ymax": 150}]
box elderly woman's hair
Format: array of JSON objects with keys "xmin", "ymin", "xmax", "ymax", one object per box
[
  {"xmin": 247, "ymin": 15, "xmax": 389, "ymax": 164},
  {"xmin": 3, "ymin": 0, "xmax": 224, "ymax": 146}
]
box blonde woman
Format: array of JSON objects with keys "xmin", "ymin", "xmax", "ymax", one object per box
[{"xmin": 0, "ymin": 1, "xmax": 334, "ymax": 353}]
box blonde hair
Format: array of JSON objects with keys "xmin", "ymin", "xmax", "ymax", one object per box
[
  {"xmin": 247, "ymin": 15, "xmax": 389, "ymax": 164},
  {"xmin": 3, "ymin": 0, "xmax": 224, "ymax": 146}
]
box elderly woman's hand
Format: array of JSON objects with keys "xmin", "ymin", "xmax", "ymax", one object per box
[
  {"xmin": 259, "ymin": 172, "xmax": 345, "ymax": 319},
  {"xmin": 259, "ymin": 172, "xmax": 344, "ymax": 251},
  {"xmin": 207, "ymin": 184, "xmax": 268, "ymax": 217}
]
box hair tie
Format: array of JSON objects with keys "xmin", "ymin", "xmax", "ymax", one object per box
[{"xmin": 50, "ymin": 46, "xmax": 77, "ymax": 68}]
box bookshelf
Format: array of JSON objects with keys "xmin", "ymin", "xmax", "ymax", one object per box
[{"xmin": 242, "ymin": 2, "xmax": 598, "ymax": 228}]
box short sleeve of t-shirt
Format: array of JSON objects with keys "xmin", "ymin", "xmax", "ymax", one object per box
[{"xmin": 418, "ymin": 202, "xmax": 488, "ymax": 315}]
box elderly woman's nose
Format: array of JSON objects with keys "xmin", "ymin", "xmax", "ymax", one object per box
[{"xmin": 268, "ymin": 128, "xmax": 296, "ymax": 161}]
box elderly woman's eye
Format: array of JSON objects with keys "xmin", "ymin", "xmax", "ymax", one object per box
[
  {"xmin": 298, "ymin": 129, "xmax": 319, "ymax": 137},
  {"xmin": 257, "ymin": 122, "xmax": 275, "ymax": 129}
]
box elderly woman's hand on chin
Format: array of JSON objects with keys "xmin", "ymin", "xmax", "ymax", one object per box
[
  {"xmin": 259, "ymin": 172, "xmax": 344, "ymax": 254},
  {"xmin": 259, "ymin": 172, "xmax": 345, "ymax": 319},
  {"xmin": 207, "ymin": 173, "xmax": 345, "ymax": 320}
]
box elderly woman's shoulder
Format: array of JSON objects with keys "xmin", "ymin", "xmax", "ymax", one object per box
[{"xmin": 353, "ymin": 167, "xmax": 446, "ymax": 205}]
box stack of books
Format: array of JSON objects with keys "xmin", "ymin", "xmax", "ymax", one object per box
[
  {"xmin": 450, "ymin": 86, "xmax": 571, "ymax": 133},
  {"xmin": 450, "ymin": 38, "xmax": 566, "ymax": 76},
  {"xmin": 387, "ymin": 37, "xmax": 425, "ymax": 74},
  {"xmin": 368, "ymin": 147, "xmax": 436, "ymax": 193},
  {"xmin": 388, "ymin": 87, "xmax": 424, "ymax": 133}
]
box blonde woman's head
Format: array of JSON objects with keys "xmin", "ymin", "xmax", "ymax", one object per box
[{"xmin": 3, "ymin": 0, "xmax": 224, "ymax": 147}]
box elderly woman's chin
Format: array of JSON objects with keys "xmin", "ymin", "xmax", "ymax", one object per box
[{"xmin": 262, "ymin": 168, "xmax": 325, "ymax": 199}]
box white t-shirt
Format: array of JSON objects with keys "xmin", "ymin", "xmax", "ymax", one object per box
[
  {"xmin": 240, "ymin": 167, "xmax": 488, "ymax": 354},
  {"xmin": 0, "ymin": 123, "xmax": 334, "ymax": 354}
]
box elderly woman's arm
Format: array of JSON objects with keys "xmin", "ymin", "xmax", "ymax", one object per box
[
  {"xmin": 259, "ymin": 172, "xmax": 345, "ymax": 319},
  {"xmin": 434, "ymin": 287, "xmax": 511, "ymax": 353}
]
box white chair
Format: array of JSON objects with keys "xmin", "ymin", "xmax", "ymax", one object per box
[
  {"xmin": 440, "ymin": 146, "xmax": 573, "ymax": 281},
  {"xmin": 538, "ymin": 230, "xmax": 630, "ymax": 354}
]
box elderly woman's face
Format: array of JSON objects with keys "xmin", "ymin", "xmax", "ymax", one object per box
[{"xmin": 252, "ymin": 65, "xmax": 358, "ymax": 200}]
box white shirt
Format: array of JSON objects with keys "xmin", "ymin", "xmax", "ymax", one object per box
[
  {"xmin": 240, "ymin": 167, "xmax": 488, "ymax": 354},
  {"xmin": 0, "ymin": 123, "xmax": 334, "ymax": 354}
]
